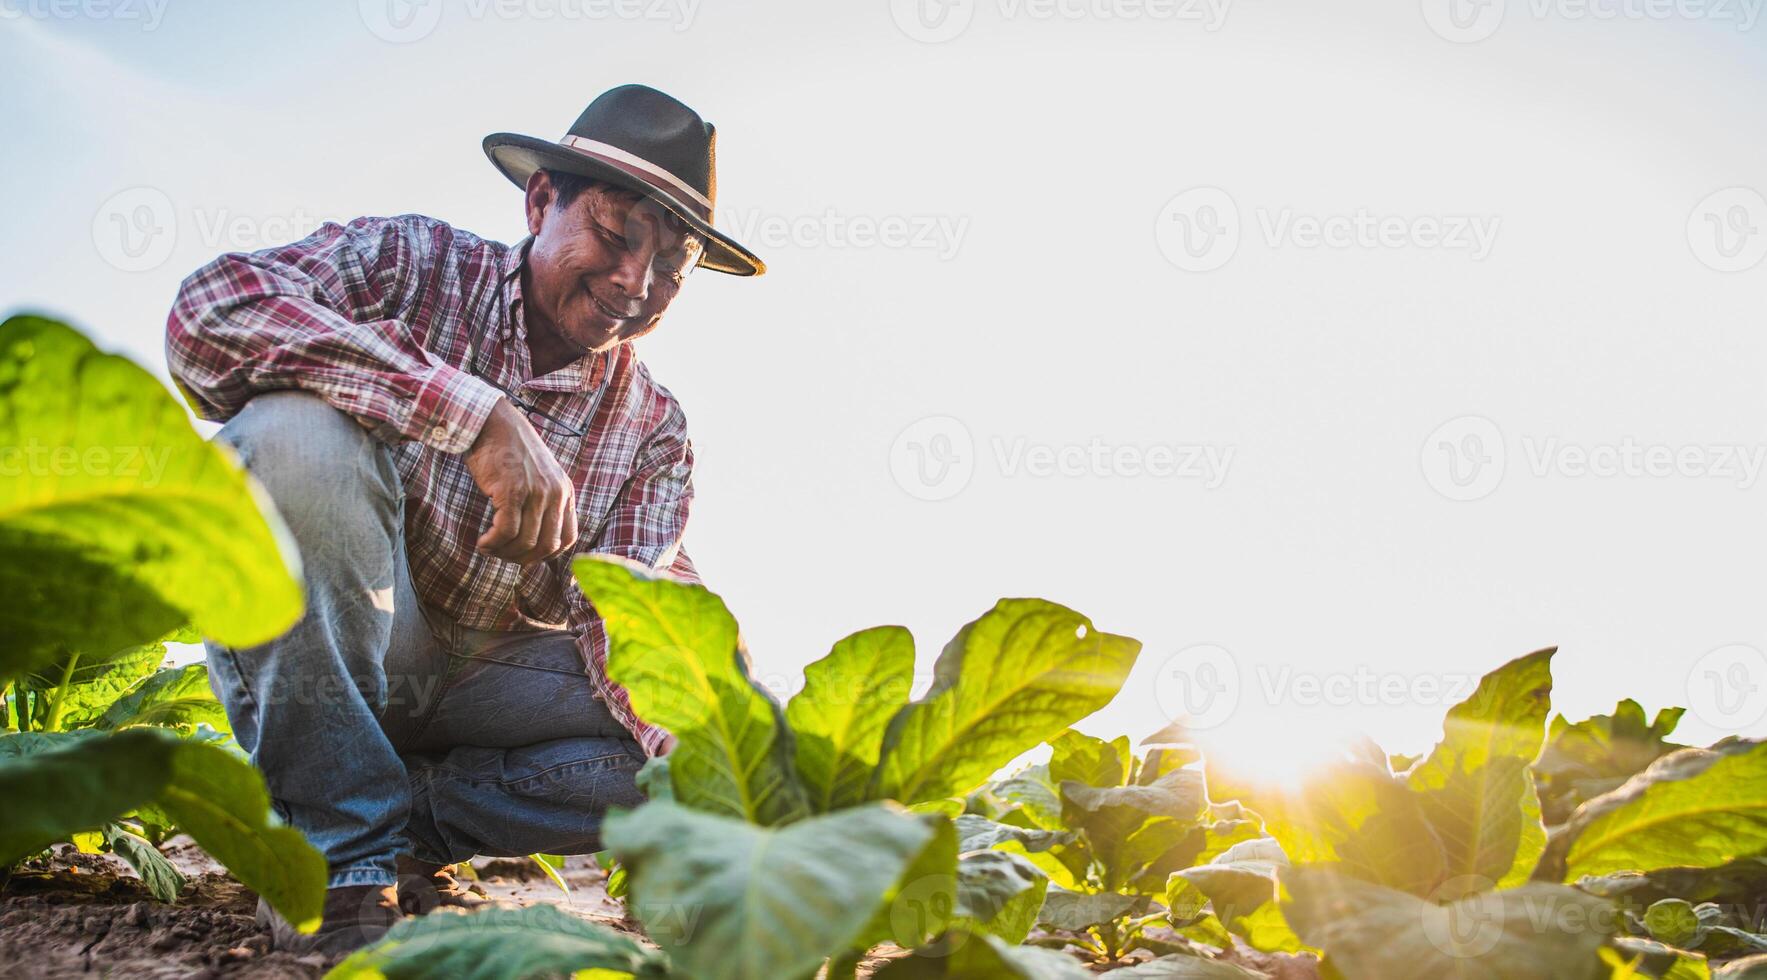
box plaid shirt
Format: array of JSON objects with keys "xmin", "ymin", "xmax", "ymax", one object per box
[{"xmin": 166, "ymin": 213, "xmax": 696, "ymax": 756}]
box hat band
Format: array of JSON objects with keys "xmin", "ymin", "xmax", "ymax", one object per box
[{"xmin": 558, "ymin": 136, "xmax": 713, "ymax": 221}]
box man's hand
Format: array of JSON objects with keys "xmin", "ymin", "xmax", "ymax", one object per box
[{"xmin": 463, "ymin": 398, "xmax": 580, "ymax": 566}]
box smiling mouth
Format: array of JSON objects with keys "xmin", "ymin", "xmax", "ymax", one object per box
[{"xmin": 589, "ymin": 291, "xmax": 634, "ymax": 322}]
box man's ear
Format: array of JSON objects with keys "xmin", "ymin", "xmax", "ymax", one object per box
[{"xmin": 524, "ymin": 170, "xmax": 555, "ymax": 236}]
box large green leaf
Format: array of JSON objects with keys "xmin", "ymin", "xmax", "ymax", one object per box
[
  {"xmin": 1172, "ymin": 837, "xmax": 1307, "ymax": 954},
  {"xmin": 1060, "ymin": 768, "xmax": 1208, "ymax": 891},
  {"xmin": 21, "ymin": 643, "xmax": 163, "ymax": 730},
  {"xmin": 1035, "ymin": 888, "xmax": 1142, "ymax": 931},
  {"xmin": 993, "ymin": 764, "xmax": 1065, "ymax": 830},
  {"xmin": 785, "ymin": 625, "xmax": 915, "ymax": 812},
  {"xmin": 0, "ymin": 728, "xmax": 171, "ymax": 861},
  {"xmin": 605, "ymin": 800, "xmax": 940, "ymax": 980},
  {"xmin": 1535, "ymin": 700, "xmax": 1687, "ymax": 826},
  {"xmin": 98, "ymin": 663, "xmax": 227, "ymax": 732},
  {"xmin": 0, "ymin": 315, "xmax": 303, "ymax": 682},
  {"xmin": 875, "ymin": 930, "xmax": 1094, "ymax": 979},
  {"xmin": 1251, "ymin": 761, "xmax": 1448, "ymax": 896},
  {"xmin": 1049, "ymin": 729, "xmax": 1132, "ymax": 789},
  {"xmin": 574, "ymin": 556, "xmax": 806, "ymax": 825},
  {"xmin": 871, "ymin": 599, "xmax": 1141, "ymax": 806},
  {"xmin": 1536, "ymin": 741, "xmax": 1767, "ymax": 881},
  {"xmin": 954, "ymin": 814, "xmax": 1074, "ymax": 854},
  {"xmin": 1282, "ymin": 865, "xmax": 1614, "ymax": 979},
  {"xmin": 156, "ymin": 737, "xmax": 327, "ymax": 932},
  {"xmin": 328, "ymin": 904, "xmax": 667, "ymax": 979},
  {"xmin": 952, "ymin": 850, "xmax": 1048, "ymax": 944},
  {"xmin": 1405, "ymin": 648, "xmax": 1555, "ymax": 894},
  {"xmin": 104, "ymin": 822, "xmax": 185, "ymax": 903}
]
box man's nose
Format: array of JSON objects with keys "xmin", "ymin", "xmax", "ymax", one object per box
[{"xmin": 606, "ymin": 251, "xmax": 653, "ymax": 304}]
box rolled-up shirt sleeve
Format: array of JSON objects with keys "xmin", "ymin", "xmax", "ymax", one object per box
[{"xmin": 165, "ymin": 215, "xmax": 504, "ymax": 454}]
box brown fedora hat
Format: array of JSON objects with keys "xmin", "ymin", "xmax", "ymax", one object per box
[{"xmin": 484, "ymin": 84, "xmax": 764, "ymax": 277}]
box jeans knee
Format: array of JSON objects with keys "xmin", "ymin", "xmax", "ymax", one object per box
[{"xmin": 218, "ymin": 392, "xmax": 400, "ymax": 535}]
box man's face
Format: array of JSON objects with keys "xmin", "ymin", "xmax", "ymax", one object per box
[{"xmin": 523, "ymin": 172, "xmax": 702, "ymax": 354}]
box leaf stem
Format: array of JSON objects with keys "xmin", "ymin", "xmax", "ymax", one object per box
[{"xmin": 42, "ymin": 652, "xmax": 80, "ymax": 733}]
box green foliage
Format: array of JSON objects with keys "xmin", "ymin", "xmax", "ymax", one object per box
[
  {"xmin": 1282, "ymin": 864, "xmax": 1615, "ymax": 979},
  {"xmin": 870, "ymin": 600, "xmax": 1140, "ymax": 806},
  {"xmin": 0, "ymin": 316, "xmax": 316, "ymax": 928},
  {"xmin": 786, "ymin": 625, "xmax": 915, "ymax": 812},
  {"xmin": 952, "ymin": 850, "xmax": 1048, "ymax": 944},
  {"xmin": 0, "ymin": 728, "xmax": 325, "ymax": 930},
  {"xmin": 1170, "ymin": 837, "xmax": 1306, "ymax": 954},
  {"xmin": 873, "ymin": 930, "xmax": 1095, "ymax": 979},
  {"xmin": 0, "ymin": 315, "xmax": 302, "ymax": 684},
  {"xmin": 573, "ymin": 558, "xmax": 806, "ymax": 825},
  {"xmin": 604, "ymin": 800, "xmax": 947, "ymax": 980},
  {"xmin": 1404, "ymin": 647, "xmax": 1555, "ymax": 893},
  {"xmin": 1536, "ymin": 740, "xmax": 1767, "ymax": 881},
  {"xmin": 1535, "ymin": 700, "xmax": 1687, "ymax": 826},
  {"xmin": 327, "ymin": 904, "xmax": 667, "ymax": 979}
]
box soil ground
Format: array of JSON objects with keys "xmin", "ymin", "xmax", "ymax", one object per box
[{"xmin": 0, "ymin": 843, "xmax": 1317, "ymax": 978}]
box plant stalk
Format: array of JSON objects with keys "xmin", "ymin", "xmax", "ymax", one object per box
[{"xmin": 41, "ymin": 652, "xmax": 80, "ymax": 733}]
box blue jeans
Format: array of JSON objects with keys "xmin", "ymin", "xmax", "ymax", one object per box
[{"xmin": 203, "ymin": 392, "xmax": 646, "ymax": 889}]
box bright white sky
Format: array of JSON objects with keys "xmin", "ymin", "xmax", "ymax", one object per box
[{"xmin": 4, "ymin": 0, "xmax": 1764, "ymax": 774}]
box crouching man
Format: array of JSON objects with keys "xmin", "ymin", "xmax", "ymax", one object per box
[{"xmin": 164, "ymin": 84, "xmax": 765, "ymax": 956}]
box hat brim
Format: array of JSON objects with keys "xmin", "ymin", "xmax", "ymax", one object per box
[{"xmin": 483, "ymin": 132, "xmax": 765, "ymax": 277}]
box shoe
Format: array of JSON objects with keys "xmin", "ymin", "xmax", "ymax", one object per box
[
  {"xmin": 396, "ymin": 856, "xmax": 489, "ymax": 915},
  {"xmin": 256, "ymin": 883, "xmax": 403, "ymax": 957}
]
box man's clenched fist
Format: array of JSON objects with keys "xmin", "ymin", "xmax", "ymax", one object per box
[{"xmin": 463, "ymin": 398, "xmax": 580, "ymax": 566}]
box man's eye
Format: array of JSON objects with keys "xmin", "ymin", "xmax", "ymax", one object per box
[{"xmin": 596, "ymin": 225, "xmax": 628, "ymax": 248}]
